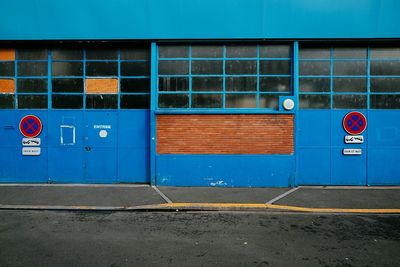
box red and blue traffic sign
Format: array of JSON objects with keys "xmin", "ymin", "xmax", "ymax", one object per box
[
  {"xmin": 343, "ymin": 111, "xmax": 367, "ymax": 135},
  {"xmin": 19, "ymin": 115, "xmax": 43, "ymax": 138}
]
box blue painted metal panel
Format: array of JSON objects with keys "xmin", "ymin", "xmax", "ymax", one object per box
[
  {"xmin": 156, "ymin": 155, "xmax": 295, "ymax": 187},
  {"xmin": 297, "ymin": 148, "xmax": 330, "ymax": 185},
  {"xmin": 1, "ymin": 0, "xmax": 399, "ymax": 40}
]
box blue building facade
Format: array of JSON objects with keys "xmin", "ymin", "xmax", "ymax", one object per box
[{"xmin": 0, "ymin": 0, "xmax": 399, "ymax": 186}]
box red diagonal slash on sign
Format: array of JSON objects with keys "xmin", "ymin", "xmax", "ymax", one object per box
[
  {"xmin": 348, "ymin": 116, "xmax": 363, "ymax": 130},
  {"xmin": 24, "ymin": 120, "xmax": 38, "ymax": 133}
]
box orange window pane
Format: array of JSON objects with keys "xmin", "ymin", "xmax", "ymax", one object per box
[
  {"xmin": 86, "ymin": 78, "xmax": 118, "ymax": 94},
  {"xmin": 0, "ymin": 48, "xmax": 15, "ymax": 61},
  {"xmin": 0, "ymin": 79, "xmax": 15, "ymax": 93}
]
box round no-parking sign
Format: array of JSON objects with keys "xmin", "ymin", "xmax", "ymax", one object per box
[
  {"xmin": 343, "ymin": 111, "xmax": 367, "ymax": 135},
  {"xmin": 19, "ymin": 115, "xmax": 43, "ymax": 138}
]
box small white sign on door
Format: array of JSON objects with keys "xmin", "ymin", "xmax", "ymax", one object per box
[
  {"xmin": 344, "ymin": 135, "xmax": 364, "ymax": 144},
  {"xmin": 22, "ymin": 147, "xmax": 41, "ymax": 156},
  {"xmin": 343, "ymin": 148, "xmax": 362, "ymax": 155},
  {"xmin": 22, "ymin": 138, "xmax": 41, "ymax": 146}
]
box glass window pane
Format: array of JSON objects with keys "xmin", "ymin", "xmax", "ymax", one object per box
[
  {"xmin": 158, "ymin": 77, "xmax": 189, "ymax": 91},
  {"xmin": 371, "ymin": 48, "xmax": 400, "ymax": 59},
  {"xmin": 192, "ymin": 45, "xmax": 223, "ymax": 58},
  {"xmin": 225, "ymin": 94, "xmax": 256, "ymax": 108},
  {"xmin": 86, "ymin": 49, "xmax": 117, "ymax": 60},
  {"xmin": 86, "ymin": 94, "xmax": 117, "ymax": 109},
  {"xmin": 52, "ymin": 62, "xmax": 83, "ymax": 76},
  {"xmin": 0, "ymin": 94, "xmax": 14, "ymax": 109},
  {"xmin": 333, "ymin": 48, "xmax": 367, "ymax": 59},
  {"xmin": 86, "ymin": 62, "xmax": 117, "ymax": 76},
  {"xmin": 120, "ymin": 78, "xmax": 150, "ymax": 93},
  {"xmin": 226, "ymin": 45, "xmax": 257, "ymax": 58},
  {"xmin": 192, "ymin": 94, "xmax": 222, "ymax": 108},
  {"xmin": 333, "ymin": 61, "xmax": 366, "ymax": 76},
  {"xmin": 226, "ymin": 77, "xmax": 256, "ymax": 91},
  {"xmin": 226, "ymin": 60, "xmax": 257, "ymax": 74},
  {"xmin": 18, "ymin": 49, "xmax": 47, "ymax": 60},
  {"xmin": 260, "ymin": 45, "xmax": 290, "ymax": 58},
  {"xmin": 18, "ymin": 79, "xmax": 47, "ymax": 93},
  {"xmin": 299, "ymin": 78, "xmax": 330, "ymax": 92},
  {"xmin": 299, "ymin": 48, "xmax": 330, "ymax": 59},
  {"xmin": 333, "ymin": 78, "xmax": 367, "ymax": 92},
  {"xmin": 52, "ymin": 78, "xmax": 83, "ymax": 93},
  {"xmin": 333, "ymin": 95, "xmax": 367, "ymax": 109},
  {"xmin": 370, "ymin": 61, "xmax": 400, "ymax": 76},
  {"xmin": 18, "ymin": 95, "xmax": 47, "ymax": 109},
  {"xmin": 121, "ymin": 61, "xmax": 150, "ymax": 76},
  {"xmin": 0, "ymin": 62, "xmax": 14, "ymax": 76},
  {"xmin": 192, "ymin": 77, "xmax": 223, "ymax": 91},
  {"xmin": 158, "ymin": 94, "xmax": 189, "ymax": 108},
  {"xmin": 299, "ymin": 61, "xmax": 330, "ymax": 75},
  {"xmin": 191, "ymin": 60, "xmax": 223, "ymax": 74},
  {"xmin": 52, "ymin": 95, "xmax": 83, "ymax": 109},
  {"xmin": 371, "ymin": 94, "xmax": 400, "ymax": 109},
  {"xmin": 370, "ymin": 78, "xmax": 400, "ymax": 92},
  {"xmin": 18, "ymin": 62, "xmax": 48, "ymax": 76},
  {"xmin": 52, "ymin": 49, "xmax": 83, "ymax": 60},
  {"xmin": 259, "ymin": 94, "xmax": 285, "ymax": 109},
  {"xmin": 120, "ymin": 94, "xmax": 150, "ymax": 109},
  {"xmin": 158, "ymin": 46, "xmax": 189, "ymax": 58},
  {"xmin": 158, "ymin": 60, "xmax": 189, "ymax": 75},
  {"xmin": 260, "ymin": 77, "xmax": 290, "ymax": 92},
  {"xmin": 259, "ymin": 60, "xmax": 290, "ymax": 75},
  {"xmin": 299, "ymin": 94, "xmax": 330, "ymax": 109},
  {"xmin": 120, "ymin": 46, "xmax": 150, "ymax": 60}
]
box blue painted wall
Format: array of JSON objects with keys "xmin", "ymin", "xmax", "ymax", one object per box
[{"xmin": 1, "ymin": 0, "xmax": 400, "ymax": 40}]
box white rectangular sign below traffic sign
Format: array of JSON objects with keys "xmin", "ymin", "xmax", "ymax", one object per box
[
  {"xmin": 22, "ymin": 138, "xmax": 41, "ymax": 146},
  {"xmin": 343, "ymin": 148, "xmax": 362, "ymax": 155},
  {"xmin": 22, "ymin": 147, "xmax": 41, "ymax": 156},
  {"xmin": 344, "ymin": 135, "xmax": 364, "ymax": 144}
]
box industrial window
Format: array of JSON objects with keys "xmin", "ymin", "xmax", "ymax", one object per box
[
  {"xmin": 299, "ymin": 46, "xmax": 400, "ymax": 109},
  {"xmin": 157, "ymin": 44, "xmax": 292, "ymax": 109},
  {"xmin": 0, "ymin": 45, "xmax": 150, "ymax": 110}
]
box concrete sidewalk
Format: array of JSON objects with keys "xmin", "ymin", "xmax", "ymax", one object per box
[{"xmin": 0, "ymin": 184, "xmax": 399, "ymax": 213}]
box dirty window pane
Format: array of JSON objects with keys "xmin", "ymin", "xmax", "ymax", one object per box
[
  {"xmin": 299, "ymin": 94, "xmax": 330, "ymax": 109},
  {"xmin": 52, "ymin": 49, "xmax": 83, "ymax": 60},
  {"xmin": 18, "ymin": 79, "xmax": 47, "ymax": 93},
  {"xmin": 299, "ymin": 61, "xmax": 330, "ymax": 76},
  {"xmin": 260, "ymin": 77, "xmax": 291, "ymax": 92},
  {"xmin": 120, "ymin": 94, "xmax": 150, "ymax": 109},
  {"xmin": 370, "ymin": 48, "xmax": 400, "ymax": 59},
  {"xmin": 333, "ymin": 61, "xmax": 366, "ymax": 76},
  {"xmin": 0, "ymin": 94, "xmax": 14, "ymax": 109},
  {"xmin": 260, "ymin": 45, "xmax": 290, "ymax": 58},
  {"xmin": 333, "ymin": 95, "xmax": 367, "ymax": 109},
  {"xmin": 52, "ymin": 95, "xmax": 83, "ymax": 109},
  {"xmin": 18, "ymin": 49, "xmax": 48, "ymax": 60},
  {"xmin": 18, "ymin": 62, "xmax": 48, "ymax": 76},
  {"xmin": 226, "ymin": 60, "xmax": 257, "ymax": 74},
  {"xmin": 259, "ymin": 60, "xmax": 290, "ymax": 75},
  {"xmin": 370, "ymin": 61, "xmax": 400, "ymax": 76},
  {"xmin": 120, "ymin": 78, "xmax": 150, "ymax": 93},
  {"xmin": 52, "ymin": 62, "xmax": 83, "ymax": 76},
  {"xmin": 299, "ymin": 78, "xmax": 330, "ymax": 92},
  {"xmin": 52, "ymin": 79, "xmax": 83, "ymax": 93},
  {"xmin": 192, "ymin": 77, "xmax": 223, "ymax": 91},
  {"xmin": 226, "ymin": 45, "xmax": 257, "ymax": 58},
  {"xmin": 333, "ymin": 48, "xmax": 367, "ymax": 59},
  {"xmin": 192, "ymin": 60, "xmax": 223, "ymax": 74},
  {"xmin": 86, "ymin": 49, "xmax": 118, "ymax": 60},
  {"xmin": 120, "ymin": 46, "xmax": 150, "ymax": 60},
  {"xmin": 158, "ymin": 94, "xmax": 189, "ymax": 108},
  {"xmin": 259, "ymin": 94, "xmax": 285, "ymax": 109},
  {"xmin": 18, "ymin": 95, "xmax": 47, "ymax": 109},
  {"xmin": 333, "ymin": 78, "xmax": 367, "ymax": 93},
  {"xmin": 158, "ymin": 77, "xmax": 189, "ymax": 91},
  {"xmin": 299, "ymin": 48, "xmax": 330, "ymax": 59},
  {"xmin": 192, "ymin": 94, "xmax": 222, "ymax": 108},
  {"xmin": 226, "ymin": 77, "xmax": 256, "ymax": 91},
  {"xmin": 0, "ymin": 62, "xmax": 14, "ymax": 76},
  {"xmin": 225, "ymin": 94, "xmax": 256, "ymax": 108},
  {"xmin": 370, "ymin": 78, "xmax": 400, "ymax": 92},
  {"xmin": 158, "ymin": 60, "xmax": 189, "ymax": 75},
  {"xmin": 158, "ymin": 46, "xmax": 189, "ymax": 58},
  {"xmin": 371, "ymin": 94, "xmax": 400, "ymax": 109},
  {"xmin": 191, "ymin": 45, "xmax": 223, "ymax": 58},
  {"xmin": 86, "ymin": 62, "xmax": 118, "ymax": 76},
  {"xmin": 121, "ymin": 61, "xmax": 150, "ymax": 76},
  {"xmin": 86, "ymin": 94, "xmax": 118, "ymax": 109}
]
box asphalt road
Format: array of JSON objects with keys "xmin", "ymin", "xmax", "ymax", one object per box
[{"xmin": 0, "ymin": 211, "xmax": 399, "ymax": 266}]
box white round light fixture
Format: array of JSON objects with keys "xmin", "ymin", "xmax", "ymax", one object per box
[{"xmin": 283, "ymin": 98, "xmax": 295, "ymax": 111}]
